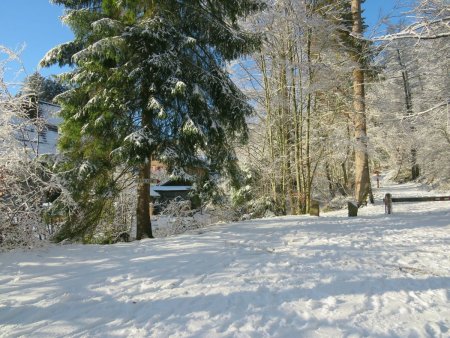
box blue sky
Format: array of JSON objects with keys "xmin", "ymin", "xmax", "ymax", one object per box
[
  {"xmin": 0, "ymin": 0, "xmax": 398, "ymax": 88},
  {"xmin": 362, "ymin": 0, "xmax": 404, "ymax": 36},
  {"xmin": 0, "ymin": 0, "xmax": 73, "ymax": 87}
]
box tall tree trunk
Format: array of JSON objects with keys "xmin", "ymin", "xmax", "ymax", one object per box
[
  {"xmin": 325, "ymin": 162, "xmax": 336, "ymax": 198},
  {"xmin": 397, "ymin": 49, "xmax": 419, "ymax": 179},
  {"xmin": 305, "ymin": 26, "xmax": 313, "ymax": 213},
  {"xmin": 136, "ymin": 112, "xmax": 153, "ymax": 239},
  {"xmin": 351, "ymin": 0, "xmax": 371, "ymax": 206},
  {"xmin": 291, "ymin": 46, "xmax": 302, "ymax": 215},
  {"xmin": 260, "ymin": 55, "xmax": 278, "ymax": 207},
  {"xmin": 278, "ymin": 65, "xmax": 287, "ymax": 215}
]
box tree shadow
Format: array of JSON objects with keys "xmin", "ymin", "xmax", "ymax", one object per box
[{"xmin": 1, "ymin": 213, "xmax": 449, "ymax": 336}]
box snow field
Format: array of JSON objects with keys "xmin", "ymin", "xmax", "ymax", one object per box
[{"xmin": 1, "ymin": 181, "xmax": 450, "ymax": 337}]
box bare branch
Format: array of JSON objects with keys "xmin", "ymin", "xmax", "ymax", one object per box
[{"xmin": 373, "ymin": 16, "xmax": 450, "ymax": 41}]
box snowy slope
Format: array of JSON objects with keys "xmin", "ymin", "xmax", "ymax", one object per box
[{"xmin": 1, "ymin": 181, "xmax": 450, "ymax": 337}]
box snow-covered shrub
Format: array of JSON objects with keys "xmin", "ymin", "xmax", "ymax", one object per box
[
  {"xmin": 243, "ymin": 196, "xmax": 278, "ymax": 219},
  {"xmin": 92, "ymin": 181, "xmax": 138, "ymax": 243},
  {"xmin": 153, "ymin": 198, "xmax": 200, "ymax": 237},
  {"xmin": 0, "ymin": 156, "xmax": 61, "ymax": 249},
  {"xmin": 230, "ymin": 166, "xmax": 280, "ymax": 219},
  {"xmin": 0, "ymin": 46, "xmax": 68, "ymax": 250},
  {"xmin": 53, "ymin": 167, "xmax": 138, "ymax": 244},
  {"xmin": 201, "ymin": 202, "xmax": 240, "ymax": 224},
  {"xmin": 322, "ymin": 195, "xmax": 350, "ymax": 212}
]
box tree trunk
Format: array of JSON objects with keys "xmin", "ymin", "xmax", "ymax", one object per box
[
  {"xmin": 396, "ymin": 49, "xmax": 419, "ymax": 180},
  {"xmin": 260, "ymin": 55, "xmax": 278, "ymax": 207},
  {"xmin": 304, "ymin": 26, "xmax": 313, "ymax": 213},
  {"xmin": 325, "ymin": 162, "xmax": 336, "ymax": 198},
  {"xmin": 351, "ymin": 0, "xmax": 371, "ymax": 206},
  {"xmin": 136, "ymin": 112, "xmax": 153, "ymax": 240},
  {"xmin": 291, "ymin": 46, "xmax": 302, "ymax": 215}
]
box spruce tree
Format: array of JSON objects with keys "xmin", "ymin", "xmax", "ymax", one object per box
[
  {"xmin": 20, "ymin": 72, "xmax": 66, "ymax": 103},
  {"xmin": 41, "ymin": 0, "xmax": 263, "ymax": 240}
]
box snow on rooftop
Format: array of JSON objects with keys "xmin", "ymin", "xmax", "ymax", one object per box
[
  {"xmin": 150, "ymin": 188, "xmax": 161, "ymax": 197},
  {"xmin": 152, "ymin": 185, "xmax": 192, "ymax": 191}
]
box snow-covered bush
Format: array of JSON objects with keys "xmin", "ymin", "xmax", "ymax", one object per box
[
  {"xmin": 152, "ymin": 187, "xmax": 250, "ymax": 237},
  {"xmin": 0, "ymin": 46, "xmax": 67, "ymax": 250},
  {"xmin": 153, "ymin": 198, "xmax": 200, "ymax": 237},
  {"xmin": 50, "ymin": 164, "xmax": 142, "ymax": 244},
  {"xmin": 230, "ymin": 166, "xmax": 281, "ymax": 219},
  {"xmin": 322, "ymin": 195, "xmax": 350, "ymax": 212}
]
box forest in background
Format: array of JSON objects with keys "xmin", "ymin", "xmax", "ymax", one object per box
[{"xmin": 232, "ymin": 0, "xmax": 450, "ymax": 216}]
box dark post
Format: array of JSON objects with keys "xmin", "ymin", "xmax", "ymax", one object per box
[
  {"xmin": 384, "ymin": 193, "xmax": 392, "ymax": 214},
  {"xmin": 310, "ymin": 200, "xmax": 320, "ymax": 216},
  {"xmin": 348, "ymin": 201, "xmax": 358, "ymax": 217}
]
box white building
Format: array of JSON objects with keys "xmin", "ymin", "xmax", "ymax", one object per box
[{"xmin": 17, "ymin": 100, "xmax": 61, "ymax": 156}]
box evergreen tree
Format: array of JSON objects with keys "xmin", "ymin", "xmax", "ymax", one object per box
[
  {"xmin": 20, "ymin": 72, "xmax": 66, "ymax": 103},
  {"xmin": 41, "ymin": 0, "xmax": 264, "ymax": 240}
]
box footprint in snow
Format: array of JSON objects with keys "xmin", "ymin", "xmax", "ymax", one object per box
[
  {"xmin": 425, "ymin": 322, "xmax": 448, "ymax": 336},
  {"xmin": 370, "ymin": 295, "xmax": 382, "ymax": 312}
]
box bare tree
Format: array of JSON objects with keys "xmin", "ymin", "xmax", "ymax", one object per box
[
  {"xmin": 374, "ymin": 0, "xmax": 450, "ymax": 41},
  {"xmin": 233, "ymin": 0, "xmax": 361, "ymax": 214},
  {"xmin": 0, "ymin": 46, "xmax": 69, "ymax": 249}
]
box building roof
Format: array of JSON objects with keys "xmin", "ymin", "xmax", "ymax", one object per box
[
  {"xmin": 150, "ymin": 185, "xmax": 192, "ymax": 198},
  {"xmin": 152, "ymin": 186, "xmax": 192, "ymax": 192},
  {"xmin": 150, "ymin": 188, "xmax": 161, "ymax": 197}
]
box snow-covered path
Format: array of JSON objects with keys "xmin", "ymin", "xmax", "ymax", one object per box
[{"xmin": 1, "ymin": 181, "xmax": 450, "ymax": 337}]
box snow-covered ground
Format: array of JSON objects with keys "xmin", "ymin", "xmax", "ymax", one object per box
[{"xmin": 1, "ymin": 180, "xmax": 450, "ymax": 337}]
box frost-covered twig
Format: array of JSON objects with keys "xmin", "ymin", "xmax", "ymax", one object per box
[{"xmin": 0, "ymin": 46, "xmax": 68, "ymax": 250}]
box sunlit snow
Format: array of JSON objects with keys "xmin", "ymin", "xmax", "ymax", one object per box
[{"xmin": 1, "ymin": 180, "xmax": 449, "ymax": 337}]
